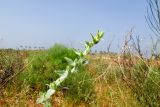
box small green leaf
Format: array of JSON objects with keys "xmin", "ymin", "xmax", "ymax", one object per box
[
  {"xmin": 75, "ymin": 51, "xmax": 84, "ymax": 57},
  {"xmin": 54, "ymin": 70, "xmax": 68, "ymax": 86},
  {"xmin": 44, "ymin": 101, "xmax": 52, "ymax": 107},
  {"xmin": 55, "ymin": 70, "xmax": 65, "ymax": 76},
  {"xmin": 64, "ymin": 57, "xmax": 74, "ymax": 66},
  {"xmin": 90, "ymin": 33, "xmax": 95, "ymax": 40},
  {"xmin": 45, "ymin": 89, "xmax": 55, "ymax": 100},
  {"xmin": 83, "ymin": 47, "xmax": 90, "ymax": 55},
  {"xmin": 37, "ymin": 92, "xmax": 46, "ymax": 104},
  {"xmin": 48, "ymin": 82, "xmax": 57, "ymax": 89}
]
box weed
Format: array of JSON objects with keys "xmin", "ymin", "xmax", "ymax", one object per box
[{"xmin": 37, "ymin": 31, "xmax": 104, "ymax": 106}]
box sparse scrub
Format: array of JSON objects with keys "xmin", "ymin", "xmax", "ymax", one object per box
[
  {"xmin": 0, "ymin": 49, "xmax": 24, "ymax": 88},
  {"xmin": 87, "ymin": 54, "xmax": 139, "ymax": 107},
  {"xmin": 129, "ymin": 60, "xmax": 160, "ymax": 107}
]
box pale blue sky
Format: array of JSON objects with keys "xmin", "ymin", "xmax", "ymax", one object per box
[{"xmin": 0, "ymin": 0, "xmax": 151, "ymax": 51}]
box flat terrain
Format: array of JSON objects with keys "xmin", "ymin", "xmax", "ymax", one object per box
[{"xmin": 0, "ymin": 48, "xmax": 160, "ymax": 107}]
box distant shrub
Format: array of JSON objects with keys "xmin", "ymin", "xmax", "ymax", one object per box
[{"xmin": 21, "ymin": 44, "xmax": 78, "ymax": 90}]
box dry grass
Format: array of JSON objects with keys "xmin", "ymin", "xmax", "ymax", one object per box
[{"xmin": 0, "ymin": 50, "xmax": 160, "ymax": 107}]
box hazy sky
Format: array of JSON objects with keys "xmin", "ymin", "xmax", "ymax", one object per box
[{"xmin": 0, "ymin": 0, "xmax": 151, "ymax": 51}]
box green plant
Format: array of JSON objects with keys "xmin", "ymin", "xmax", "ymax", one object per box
[
  {"xmin": 21, "ymin": 44, "xmax": 78, "ymax": 91},
  {"xmin": 37, "ymin": 31, "xmax": 104, "ymax": 107}
]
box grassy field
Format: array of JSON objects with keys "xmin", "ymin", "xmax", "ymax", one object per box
[{"xmin": 0, "ymin": 44, "xmax": 160, "ymax": 107}]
